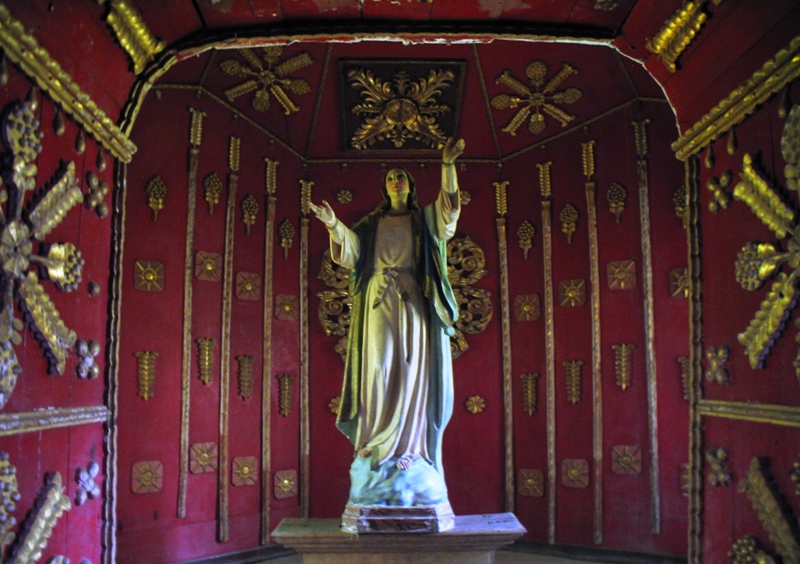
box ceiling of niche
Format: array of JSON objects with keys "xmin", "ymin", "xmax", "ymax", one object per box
[{"xmin": 153, "ymin": 38, "xmax": 666, "ymax": 164}]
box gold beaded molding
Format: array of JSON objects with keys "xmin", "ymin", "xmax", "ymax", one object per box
[
  {"xmin": 0, "ymin": 4, "xmax": 137, "ymax": 162},
  {"xmin": 672, "ymin": 35, "xmax": 800, "ymax": 161}
]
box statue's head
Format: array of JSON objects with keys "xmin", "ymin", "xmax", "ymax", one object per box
[{"xmin": 380, "ymin": 167, "xmax": 418, "ymax": 210}]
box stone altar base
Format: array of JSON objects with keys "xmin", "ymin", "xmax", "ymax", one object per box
[
  {"xmin": 341, "ymin": 503, "xmax": 455, "ymax": 533},
  {"xmin": 271, "ymin": 512, "xmax": 526, "ymax": 564}
]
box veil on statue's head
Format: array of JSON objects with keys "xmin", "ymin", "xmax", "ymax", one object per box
[{"xmin": 378, "ymin": 167, "xmax": 418, "ymax": 212}]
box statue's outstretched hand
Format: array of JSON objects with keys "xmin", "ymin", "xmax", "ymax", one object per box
[
  {"xmin": 442, "ymin": 137, "xmax": 466, "ymax": 165},
  {"xmin": 309, "ymin": 200, "xmax": 337, "ymax": 228}
]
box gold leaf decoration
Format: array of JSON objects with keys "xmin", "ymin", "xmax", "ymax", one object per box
[
  {"xmin": 611, "ymin": 445, "xmax": 642, "ymax": 476},
  {"xmin": 494, "ymin": 181, "xmax": 509, "ymax": 217},
  {"xmin": 189, "ymin": 442, "xmax": 218, "ymax": 474},
  {"xmin": 559, "ymin": 279, "xmax": 586, "ymax": 307},
  {"xmin": 670, "ymin": 267, "xmax": 690, "ymax": 298},
  {"xmin": 195, "ymin": 337, "xmax": 215, "ymax": 385},
  {"xmin": 561, "ymin": 458, "xmax": 589, "ymax": 488},
  {"xmin": 235, "ymin": 272, "xmax": 261, "ymax": 301},
  {"xmin": 560, "ymin": 204, "xmax": 578, "ymax": 244},
  {"xmin": 236, "ymin": 355, "xmax": 255, "ymax": 401},
  {"xmin": 607, "ymin": 182, "xmax": 626, "ymax": 224},
  {"xmin": 729, "ymin": 536, "xmax": 776, "ymax": 564},
  {"xmin": 453, "ymin": 286, "xmax": 492, "ymax": 335},
  {"xmin": 537, "ymin": 161, "xmax": 553, "ymax": 198},
  {"xmin": 607, "ymin": 260, "xmax": 636, "ymax": 290},
  {"xmin": 278, "ymin": 219, "xmax": 295, "ymax": 259},
  {"xmin": 203, "ymin": 173, "xmax": 222, "ymax": 215},
  {"xmin": 673, "ymin": 185, "xmax": 688, "ymax": 229},
  {"xmin": 521, "ymin": 372, "xmax": 539, "ymax": 416},
  {"xmin": 734, "ymin": 154, "xmax": 794, "ymax": 239},
  {"xmin": 517, "ymin": 220, "xmax": 535, "ymax": 259},
  {"xmin": 790, "ymin": 457, "xmax": 800, "ymax": 496},
  {"xmin": 705, "ymin": 345, "xmax": 731, "ymax": 386},
  {"xmin": 277, "ymin": 373, "xmax": 293, "ymax": 417},
  {"xmin": 145, "ymin": 176, "xmax": 166, "ymax": 222},
  {"xmin": 465, "ymin": 395, "xmax": 485, "ymax": 414},
  {"xmin": 612, "ymin": 344, "xmax": 635, "ymax": 390},
  {"xmin": 678, "ymin": 356, "xmax": 690, "ymax": 402},
  {"xmin": 447, "ymin": 236, "xmax": 488, "ymax": 286},
  {"xmin": 240, "ymin": 194, "xmax": 259, "ymax": 236},
  {"xmin": 131, "ymin": 460, "xmax": 163, "ymax": 494},
  {"xmin": 85, "ymin": 170, "xmax": 110, "ymax": 218},
  {"xmin": 134, "ymin": 351, "xmax": 157, "ymax": 401},
  {"xmin": 564, "ymin": 360, "xmax": 584, "ymax": 405},
  {"xmin": 706, "ymin": 446, "xmax": 731, "ymax": 487},
  {"xmin": 231, "ymin": 456, "xmax": 257, "ymax": 487},
  {"xmin": 328, "ymin": 396, "xmax": 341, "ymax": 415},
  {"xmin": 515, "ymin": 294, "xmax": 540, "ymax": 321},
  {"xmin": 581, "ymin": 140, "xmax": 595, "ymax": 181},
  {"xmin": 11, "ymin": 472, "xmax": 71, "ymax": 562},
  {"xmin": 134, "ymin": 260, "xmax": 164, "ymax": 292},
  {"xmin": 274, "ymin": 469, "xmax": 298, "ymax": 499},
  {"xmin": 104, "ymin": 0, "xmax": 166, "ymax": 74},
  {"xmin": 518, "ymin": 468, "xmax": 544, "ymax": 497},
  {"xmin": 194, "ymin": 251, "xmax": 222, "ymax": 282},
  {"xmin": 275, "ymin": 294, "xmax": 300, "ymax": 322},
  {"xmin": 645, "ymin": 1, "xmax": 708, "ymax": 73},
  {"xmin": 0, "ymin": 453, "xmax": 18, "ymax": 553},
  {"xmin": 707, "ymin": 170, "xmax": 733, "ymax": 213},
  {"xmin": 336, "ymin": 189, "xmax": 353, "ymax": 204},
  {"xmin": 738, "ymin": 272, "xmax": 797, "ymax": 369}
]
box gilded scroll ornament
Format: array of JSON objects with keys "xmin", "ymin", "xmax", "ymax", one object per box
[
  {"xmin": 790, "ymin": 457, "xmax": 800, "ymax": 495},
  {"xmin": 236, "ymin": 355, "xmax": 255, "ymax": 401},
  {"xmin": 277, "ymin": 373, "xmax": 292, "ymax": 417},
  {"xmin": 145, "ymin": 176, "xmax": 166, "ymax": 222},
  {"xmin": 561, "ymin": 459, "xmax": 590, "ymax": 488},
  {"xmin": 240, "ymin": 195, "xmax": 259, "ymax": 236},
  {"xmin": 454, "ymin": 286, "xmax": 492, "ymax": 335},
  {"xmin": 706, "ymin": 345, "xmax": 731, "ymax": 386},
  {"xmin": 707, "ymin": 170, "xmax": 733, "ymax": 213},
  {"xmin": 328, "ymin": 396, "xmax": 341, "ymax": 416},
  {"xmin": 84, "ymin": 171, "xmax": 110, "ymax": 218},
  {"xmin": 195, "ymin": 338, "xmax": 215, "ymax": 385},
  {"xmin": 645, "ymin": 1, "xmax": 708, "ymax": 73},
  {"xmin": 203, "ymin": 173, "xmax": 223, "ymax": 215},
  {"xmin": 738, "ymin": 456, "xmax": 800, "ymax": 562},
  {"xmin": 517, "ymin": 221, "xmax": 535, "ymax": 260},
  {"xmin": 235, "ymin": 272, "xmax": 261, "ymax": 301},
  {"xmin": 278, "ymin": 219, "xmax": 295, "ymax": 259},
  {"xmin": 670, "ymin": 267, "xmax": 690, "ymax": 298},
  {"xmin": 134, "ymin": 351, "xmax": 157, "ymax": 401},
  {"xmin": 346, "ymin": 65, "xmax": 455, "ymax": 150},
  {"xmin": 9, "ymin": 472, "xmax": 70, "ymax": 563},
  {"xmin": 518, "ymin": 468, "xmax": 544, "ymax": 497},
  {"xmin": 611, "ymin": 445, "xmax": 642, "ymax": 476},
  {"xmin": 607, "ymin": 260, "xmax": 636, "ymax": 290},
  {"xmin": 189, "ymin": 442, "xmax": 218, "ymax": 474},
  {"xmin": 559, "ymin": 279, "xmax": 586, "ymax": 307},
  {"xmin": 729, "ymin": 536, "xmax": 776, "ymax": 564},
  {"xmin": 491, "ymin": 60, "xmax": 581, "ymax": 136},
  {"xmin": 515, "ymin": 294, "xmax": 540, "ymax": 321},
  {"xmin": 560, "ymin": 204, "xmax": 578, "ymax": 244},
  {"xmin": 103, "ymin": 0, "xmax": 165, "ymax": 74},
  {"xmin": 194, "ymin": 251, "xmax": 222, "ymax": 282},
  {"xmin": 134, "ymin": 259, "xmax": 163, "ymax": 292},
  {"xmin": 131, "ymin": 460, "xmax": 162, "ymax": 494},
  {"xmin": 75, "ymin": 339, "xmax": 100, "ymax": 380},
  {"xmin": 521, "ymin": 373, "xmax": 539, "ymax": 416},
  {"xmin": 612, "ymin": 344, "xmax": 635, "ymax": 390},
  {"xmin": 0, "ymin": 453, "xmax": 18, "ymax": 552},
  {"xmin": 465, "ymin": 395, "xmax": 485, "ymax": 414},
  {"xmin": 74, "ymin": 460, "xmax": 100, "ymax": 506},
  {"xmin": 537, "ymin": 161, "xmax": 553, "ymax": 198},
  {"xmin": 447, "ymin": 236, "xmax": 489, "ymax": 286},
  {"xmin": 494, "ymin": 181, "xmax": 509, "ymax": 217},
  {"xmin": 274, "ymin": 469, "xmax": 298, "ymax": 499},
  {"xmin": 782, "ymin": 105, "xmax": 800, "ymax": 191},
  {"xmin": 275, "ymin": 294, "xmax": 299, "ymax": 322},
  {"xmin": 564, "ymin": 360, "xmax": 584, "ymax": 405},
  {"xmin": 231, "ymin": 457, "xmax": 257, "ymax": 487},
  {"xmin": 607, "ymin": 183, "xmax": 626, "ymax": 224},
  {"xmin": 336, "ymin": 190, "xmax": 353, "ymax": 205},
  {"xmin": 220, "ymin": 47, "xmax": 313, "ymax": 114},
  {"xmin": 706, "ymin": 447, "xmax": 731, "ymax": 486}
]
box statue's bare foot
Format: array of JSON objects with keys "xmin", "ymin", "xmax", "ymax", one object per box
[
  {"xmin": 359, "ymin": 448, "xmax": 372, "ymax": 458},
  {"xmin": 396, "ymin": 455, "xmax": 414, "ymax": 470}
]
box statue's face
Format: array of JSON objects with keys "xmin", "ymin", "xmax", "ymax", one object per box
[{"xmin": 385, "ymin": 168, "xmax": 410, "ymax": 204}]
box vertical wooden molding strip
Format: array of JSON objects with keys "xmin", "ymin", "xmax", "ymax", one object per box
[
  {"xmin": 218, "ymin": 137, "xmax": 240, "ymax": 542},
  {"xmin": 585, "ymin": 181, "xmax": 603, "ymax": 545},
  {"xmin": 542, "ymin": 199, "xmax": 557, "ymax": 544},
  {"xmin": 260, "ymin": 158, "xmax": 278, "ymax": 544},
  {"xmin": 687, "ymin": 155, "xmax": 705, "ymax": 562},
  {"xmin": 299, "ymin": 217, "xmax": 310, "ymax": 518},
  {"xmin": 178, "ymin": 107, "xmax": 204, "ymax": 519},
  {"xmin": 496, "ymin": 216, "xmax": 515, "ymax": 513},
  {"xmin": 633, "ymin": 120, "xmax": 661, "ymax": 535}
]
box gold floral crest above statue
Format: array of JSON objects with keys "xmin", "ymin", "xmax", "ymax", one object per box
[{"xmin": 341, "ymin": 60, "xmax": 465, "ymax": 152}]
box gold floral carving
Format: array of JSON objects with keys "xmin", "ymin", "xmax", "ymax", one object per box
[
  {"xmin": 707, "ymin": 170, "xmax": 733, "ymax": 213},
  {"xmin": 738, "ymin": 456, "xmax": 800, "ymax": 562},
  {"xmin": 277, "ymin": 373, "xmax": 292, "ymax": 417},
  {"xmin": 235, "ymin": 272, "xmax": 261, "ymax": 301},
  {"xmin": 607, "ymin": 183, "xmax": 626, "ymax": 224},
  {"xmin": 607, "ymin": 260, "xmax": 636, "ymax": 290},
  {"xmin": 518, "ymin": 468, "xmax": 544, "ymax": 497},
  {"xmin": 645, "ymin": 1, "xmax": 708, "ymax": 73},
  {"xmin": 274, "ymin": 469, "xmax": 297, "ymax": 499},
  {"xmin": 278, "ymin": 219, "xmax": 295, "ymax": 259},
  {"xmin": 195, "ymin": 337, "xmax": 215, "ymax": 385},
  {"xmin": 674, "ymin": 36, "xmax": 800, "ymax": 161},
  {"xmin": 189, "ymin": 443, "xmax": 218, "ymax": 474},
  {"xmin": 231, "ymin": 456, "xmax": 257, "ymax": 487},
  {"xmin": 240, "ymin": 195, "xmax": 259, "ymax": 236},
  {"xmin": 521, "ymin": 373, "xmax": 539, "ymax": 416},
  {"xmin": 11, "ymin": 472, "xmax": 71, "ymax": 562},
  {"xmin": 0, "ymin": 453, "xmax": 18, "ymax": 552},
  {"xmin": 103, "ymin": 0, "xmax": 166, "ymax": 74},
  {"xmin": 220, "ymin": 47, "xmax": 313, "ymax": 114},
  {"xmin": 131, "ymin": 460, "xmax": 163, "ymax": 493},
  {"xmin": 145, "ymin": 176, "xmax": 166, "ymax": 221},
  {"xmin": 564, "ymin": 360, "xmax": 584, "ymax": 405},
  {"xmin": 494, "ymin": 181, "xmax": 509, "ymax": 217},
  {"xmin": 560, "ymin": 204, "xmax": 578, "ymax": 244},
  {"xmin": 706, "ymin": 447, "xmax": 731, "ymax": 486},
  {"xmin": 346, "ymin": 66, "xmax": 454, "ymax": 150},
  {"xmin": 85, "ymin": 170, "xmax": 110, "ymax": 218},
  {"xmin": 729, "ymin": 536, "xmax": 776, "ymax": 564},
  {"xmin": 448, "ymin": 237, "xmax": 489, "ymax": 286},
  {"xmin": 328, "ymin": 396, "xmax": 341, "ymax": 416},
  {"xmin": 275, "ymin": 294, "xmax": 299, "ymax": 322},
  {"xmin": 561, "ymin": 459, "xmax": 589, "ymax": 488},
  {"xmin": 194, "ymin": 251, "xmax": 222, "ymax": 282},
  {"xmin": 236, "ymin": 355, "xmax": 255, "ymax": 401},
  {"xmin": 203, "ymin": 173, "xmax": 223, "ymax": 215},
  {"xmin": 465, "ymin": 395, "xmax": 485, "ymax": 414},
  {"xmin": 537, "ymin": 161, "xmax": 553, "ymax": 198},
  {"xmin": 134, "ymin": 351, "xmax": 157, "ymax": 400},
  {"xmin": 460, "ymin": 190, "xmax": 471, "ymax": 205},
  {"xmin": 134, "ymin": 260, "xmax": 163, "ymax": 292},
  {"xmin": 559, "ymin": 279, "xmax": 586, "ymax": 307},
  {"xmin": 517, "ymin": 221, "xmax": 535, "ymax": 260},
  {"xmin": 491, "ymin": 60, "xmax": 581, "ymax": 136},
  {"xmin": 670, "ymin": 267, "xmax": 689, "ymax": 298},
  {"xmin": 673, "ymin": 185, "xmax": 688, "ymax": 229},
  {"xmin": 454, "ymin": 286, "xmax": 492, "ymax": 335},
  {"xmin": 705, "ymin": 345, "xmax": 731, "ymax": 386},
  {"xmin": 515, "ymin": 294, "xmax": 540, "ymax": 321},
  {"xmin": 612, "ymin": 344, "xmax": 635, "ymax": 390},
  {"xmin": 336, "ymin": 189, "xmax": 353, "ymax": 205},
  {"xmin": 611, "ymin": 445, "xmax": 642, "ymax": 476}
]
